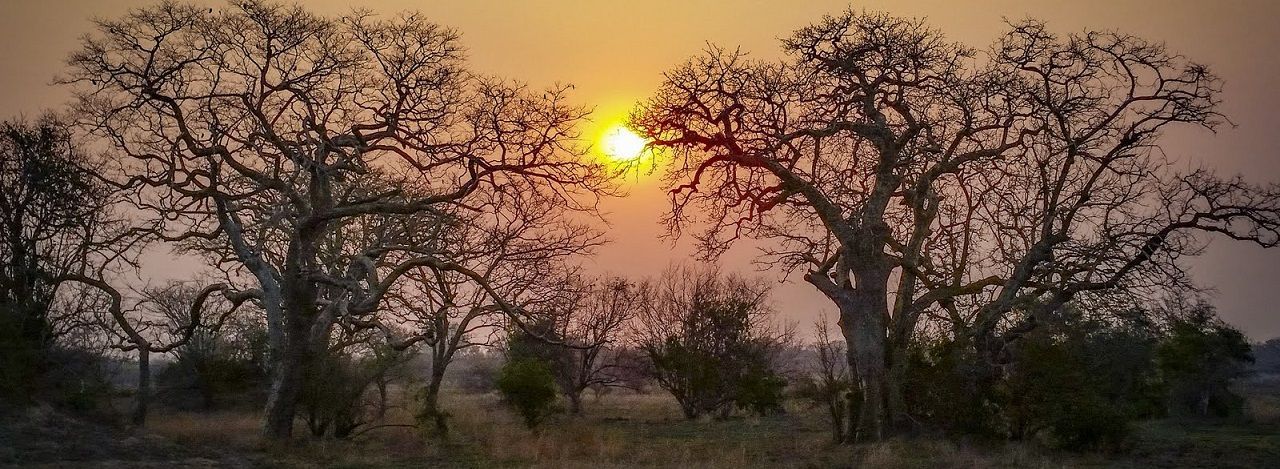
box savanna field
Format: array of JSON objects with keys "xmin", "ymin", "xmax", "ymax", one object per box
[
  {"xmin": 3, "ymin": 1, "xmax": 1280, "ymax": 468},
  {"xmin": 3, "ymin": 382, "xmax": 1279, "ymax": 468}
]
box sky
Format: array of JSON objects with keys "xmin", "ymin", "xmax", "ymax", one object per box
[{"xmin": 2, "ymin": 0, "xmax": 1278, "ymax": 340}]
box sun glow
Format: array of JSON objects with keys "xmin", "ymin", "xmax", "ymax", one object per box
[{"xmin": 600, "ymin": 124, "xmax": 648, "ymax": 162}]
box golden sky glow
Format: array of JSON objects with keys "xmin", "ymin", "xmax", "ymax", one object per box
[{"xmin": 0, "ymin": 0, "xmax": 1277, "ymax": 339}]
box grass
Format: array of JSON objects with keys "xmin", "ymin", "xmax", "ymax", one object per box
[
  {"xmin": 134, "ymin": 392, "xmax": 1080, "ymax": 468},
  {"xmin": 8, "ymin": 385, "xmax": 1279, "ymax": 468}
]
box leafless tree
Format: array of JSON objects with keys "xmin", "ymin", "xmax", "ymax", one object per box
[
  {"xmin": 0, "ymin": 116, "xmax": 128, "ymax": 399},
  {"xmin": 805, "ymin": 314, "xmax": 851, "ymax": 442},
  {"xmin": 65, "ymin": 1, "xmax": 611, "ymax": 438},
  {"xmin": 633, "ymin": 10, "xmax": 1280, "ymax": 441},
  {"xmin": 376, "ymin": 193, "xmax": 602, "ymax": 435},
  {"xmin": 53, "ymin": 276, "xmax": 250, "ymax": 425},
  {"xmin": 548, "ymin": 275, "xmax": 642, "ymax": 414}
]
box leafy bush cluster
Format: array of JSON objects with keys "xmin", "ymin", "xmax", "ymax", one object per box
[
  {"xmin": 496, "ymin": 357, "xmax": 561, "ymax": 429},
  {"xmin": 645, "ymin": 291, "xmax": 788, "ymax": 419},
  {"xmin": 904, "ymin": 301, "xmax": 1253, "ymax": 450},
  {"xmin": 299, "ymin": 344, "xmax": 417, "ymax": 438}
]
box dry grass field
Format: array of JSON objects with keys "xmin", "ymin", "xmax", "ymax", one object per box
[
  {"xmin": 148, "ymin": 387, "xmax": 1280, "ymax": 467},
  {"xmin": 4, "ymin": 385, "xmax": 1278, "ymax": 468}
]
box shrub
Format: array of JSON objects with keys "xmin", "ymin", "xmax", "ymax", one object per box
[
  {"xmin": 155, "ymin": 328, "xmax": 268, "ymax": 411},
  {"xmin": 1157, "ymin": 300, "xmax": 1254, "ymax": 418},
  {"xmin": 905, "ymin": 305, "xmax": 1164, "ymax": 450},
  {"xmin": 637, "ymin": 265, "xmax": 790, "ymax": 419},
  {"xmin": 299, "ymin": 344, "xmax": 417, "ymax": 438},
  {"xmin": 734, "ymin": 365, "xmax": 788, "ymax": 415},
  {"xmin": 496, "ymin": 358, "xmax": 559, "ymax": 428}
]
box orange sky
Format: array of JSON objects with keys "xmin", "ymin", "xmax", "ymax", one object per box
[{"xmin": 2, "ymin": 0, "xmax": 1278, "ymax": 339}]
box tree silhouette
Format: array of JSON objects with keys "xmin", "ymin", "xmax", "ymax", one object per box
[
  {"xmin": 633, "ymin": 10, "xmax": 1280, "ymax": 441},
  {"xmin": 65, "ymin": 1, "xmax": 611, "ymax": 438},
  {"xmin": 377, "ymin": 194, "xmax": 601, "ymax": 436},
  {"xmin": 547, "ymin": 275, "xmax": 642, "ymax": 414},
  {"xmin": 634, "ymin": 265, "xmax": 788, "ymax": 419},
  {"xmin": 0, "ymin": 116, "xmax": 123, "ymax": 402},
  {"xmin": 52, "ymin": 276, "xmax": 251, "ymax": 425}
]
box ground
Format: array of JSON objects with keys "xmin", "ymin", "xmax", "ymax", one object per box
[{"xmin": 2, "ymin": 386, "xmax": 1277, "ymax": 468}]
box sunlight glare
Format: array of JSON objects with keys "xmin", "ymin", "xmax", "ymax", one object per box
[{"xmin": 601, "ymin": 124, "xmax": 648, "ymax": 161}]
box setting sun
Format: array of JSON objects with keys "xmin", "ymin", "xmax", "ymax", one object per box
[{"xmin": 601, "ymin": 124, "xmax": 648, "ymax": 161}]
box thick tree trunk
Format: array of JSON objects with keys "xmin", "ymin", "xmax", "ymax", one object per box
[
  {"xmin": 835, "ymin": 270, "xmax": 893, "ymax": 443},
  {"xmin": 262, "ymin": 316, "xmax": 309, "ymax": 440},
  {"xmin": 262, "ymin": 231, "xmax": 324, "ymax": 441},
  {"xmin": 132, "ymin": 348, "xmax": 150, "ymax": 426}
]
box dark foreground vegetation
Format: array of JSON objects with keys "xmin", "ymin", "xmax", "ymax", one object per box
[
  {"xmin": 3, "ymin": 1, "xmax": 1280, "ymax": 468},
  {"xmin": 2, "ymin": 377, "xmax": 1278, "ymax": 468}
]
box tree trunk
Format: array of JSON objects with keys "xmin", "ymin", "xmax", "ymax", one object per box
[
  {"xmin": 132, "ymin": 348, "xmax": 150, "ymax": 426},
  {"xmin": 262, "ymin": 318, "xmax": 308, "ymax": 440},
  {"xmin": 418, "ymin": 364, "xmax": 450, "ymax": 437},
  {"xmin": 828, "ymin": 393, "xmax": 846, "ymax": 443},
  {"xmin": 836, "ymin": 273, "xmax": 892, "ymax": 443},
  {"xmin": 262, "ymin": 233, "xmax": 325, "ymax": 441},
  {"xmin": 567, "ymin": 389, "xmax": 583, "ymax": 415}
]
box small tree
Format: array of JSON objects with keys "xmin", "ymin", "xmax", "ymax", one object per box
[
  {"xmin": 56, "ymin": 277, "xmax": 250, "ymax": 425},
  {"xmin": 794, "ymin": 315, "xmax": 851, "ymax": 442},
  {"xmin": 1158, "ymin": 299, "xmax": 1254, "ymax": 418},
  {"xmin": 496, "ymin": 358, "xmax": 559, "ymax": 429},
  {"xmin": 636, "ymin": 265, "xmax": 789, "ymax": 419},
  {"xmin": 550, "ymin": 275, "xmax": 641, "ymax": 414}
]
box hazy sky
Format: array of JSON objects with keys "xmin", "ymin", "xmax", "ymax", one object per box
[{"xmin": 2, "ymin": 1, "xmax": 1277, "ymax": 339}]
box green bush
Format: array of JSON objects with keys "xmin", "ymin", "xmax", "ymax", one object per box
[
  {"xmin": 733, "ymin": 362, "xmax": 788, "ymax": 415},
  {"xmin": 1157, "ymin": 301, "xmax": 1254, "ymax": 418},
  {"xmin": 497, "ymin": 358, "xmax": 559, "ymax": 428},
  {"xmin": 905, "ymin": 305, "xmax": 1164, "ymax": 450}
]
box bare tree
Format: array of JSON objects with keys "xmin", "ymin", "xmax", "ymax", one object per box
[
  {"xmin": 65, "ymin": 1, "xmax": 611, "ymax": 438},
  {"xmin": 378, "ymin": 194, "xmax": 601, "ymax": 436},
  {"xmin": 803, "ymin": 314, "xmax": 851, "ymax": 442},
  {"xmin": 549, "ymin": 275, "xmax": 642, "ymax": 414},
  {"xmin": 634, "ymin": 264, "xmax": 789, "ymax": 419},
  {"xmin": 0, "ymin": 116, "xmax": 124, "ymax": 400},
  {"xmin": 633, "ymin": 10, "xmax": 1280, "ymax": 441},
  {"xmin": 54, "ymin": 277, "xmax": 250, "ymax": 425}
]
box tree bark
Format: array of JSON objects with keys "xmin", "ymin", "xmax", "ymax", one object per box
[
  {"xmin": 262, "ymin": 314, "xmax": 309, "ymax": 440},
  {"xmin": 419, "ymin": 366, "xmax": 450, "ymax": 437},
  {"xmin": 835, "ymin": 269, "xmax": 893, "ymax": 443},
  {"xmin": 132, "ymin": 348, "xmax": 150, "ymax": 426}
]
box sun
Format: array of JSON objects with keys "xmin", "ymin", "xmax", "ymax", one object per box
[{"xmin": 600, "ymin": 124, "xmax": 648, "ymax": 162}]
